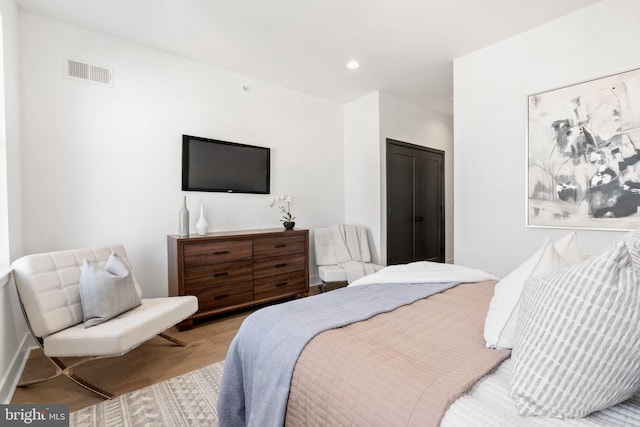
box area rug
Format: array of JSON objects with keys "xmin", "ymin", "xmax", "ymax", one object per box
[{"xmin": 70, "ymin": 360, "xmax": 224, "ymax": 426}]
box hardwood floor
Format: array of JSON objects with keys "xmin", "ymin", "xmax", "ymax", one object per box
[
  {"xmin": 11, "ymin": 285, "xmax": 322, "ymax": 412},
  {"xmin": 10, "ymin": 309, "xmax": 252, "ymax": 412},
  {"xmin": 10, "ymin": 284, "xmax": 322, "ymax": 412}
]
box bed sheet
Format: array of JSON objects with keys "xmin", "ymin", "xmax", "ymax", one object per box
[{"xmin": 442, "ymin": 358, "xmax": 640, "ymax": 426}]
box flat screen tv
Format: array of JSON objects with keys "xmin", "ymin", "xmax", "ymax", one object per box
[{"xmin": 182, "ymin": 135, "xmax": 270, "ymax": 194}]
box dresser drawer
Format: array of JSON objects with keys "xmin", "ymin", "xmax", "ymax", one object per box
[
  {"xmin": 253, "ymin": 235, "xmax": 305, "ymax": 259},
  {"xmin": 254, "ymin": 272, "xmax": 307, "ymax": 300},
  {"xmin": 253, "ymin": 254, "xmax": 305, "ymax": 279},
  {"xmin": 190, "ymin": 281, "xmax": 253, "ymax": 312},
  {"xmin": 168, "ymin": 229, "xmax": 309, "ymax": 330},
  {"xmin": 183, "ymin": 240, "xmax": 252, "ymax": 266},
  {"xmin": 184, "ymin": 260, "xmax": 253, "ymax": 291}
]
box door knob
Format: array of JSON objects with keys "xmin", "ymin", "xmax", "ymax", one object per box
[{"xmin": 415, "ymin": 216, "xmax": 424, "ymax": 222}]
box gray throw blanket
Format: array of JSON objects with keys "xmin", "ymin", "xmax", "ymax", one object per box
[{"xmin": 217, "ymin": 281, "xmax": 458, "ymax": 427}]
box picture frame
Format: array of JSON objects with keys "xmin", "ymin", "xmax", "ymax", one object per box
[{"xmin": 527, "ymin": 67, "xmax": 640, "ymax": 230}]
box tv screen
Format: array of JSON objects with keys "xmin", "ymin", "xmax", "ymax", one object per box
[{"xmin": 182, "ymin": 135, "xmax": 270, "ymax": 194}]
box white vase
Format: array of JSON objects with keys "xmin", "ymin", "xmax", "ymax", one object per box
[
  {"xmin": 195, "ymin": 204, "xmax": 209, "ymax": 236},
  {"xmin": 178, "ymin": 196, "xmax": 189, "ymax": 237}
]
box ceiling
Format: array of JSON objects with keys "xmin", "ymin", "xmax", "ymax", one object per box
[{"xmin": 17, "ymin": 0, "xmax": 601, "ymax": 116}]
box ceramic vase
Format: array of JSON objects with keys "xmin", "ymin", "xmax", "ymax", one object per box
[
  {"xmin": 283, "ymin": 221, "xmax": 295, "ymax": 230},
  {"xmin": 178, "ymin": 196, "xmax": 189, "ymax": 237},
  {"xmin": 196, "ymin": 204, "xmax": 209, "ymax": 236}
]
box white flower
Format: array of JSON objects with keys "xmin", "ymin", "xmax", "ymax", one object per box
[
  {"xmin": 269, "ymin": 194, "xmax": 294, "ymax": 222},
  {"xmin": 269, "ymin": 194, "xmax": 290, "ymax": 207}
]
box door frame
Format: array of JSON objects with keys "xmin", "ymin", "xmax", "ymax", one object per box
[{"xmin": 385, "ymin": 138, "xmax": 445, "ymax": 264}]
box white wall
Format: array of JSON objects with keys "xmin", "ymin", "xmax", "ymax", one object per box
[
  {"xmin": 453, "ymin": 0, "xmax": 640, "ymax": 277},
  {"xmin": 1, "ymin": 0, "xmax": 20, "ymax": 264},
  {"xmin": 343, "ymin": 92, "xmax": 382, "ymax": 263},
  {"xmin": 0, "ymin": 0, "xmax": 31, "ymax": 404},
  {"xmin": 19, "ymin": 12, "xmax": 345, "ymax": 294},
  {"xmin": 344, "ymin": 91, "xmax": 454, "ymax": 265},
  {"xmin": 0, "ymin": 7, "xmax": 9, "ymax": 267}
]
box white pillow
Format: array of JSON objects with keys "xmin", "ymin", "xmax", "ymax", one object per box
[
  {"xmin": 511, "ymin": 231, "xmax": 640, "ymax": 418},
  {"xmin": 79, "ymin": 253, "xmax": 141, "ymax": 328},
  {"xmin": 554, "ymin": 230, "xmax": 584, "ymax": 265},
  {"xmin": 483, "ymin": 238, "xmax": 566, "ymax": 349}
]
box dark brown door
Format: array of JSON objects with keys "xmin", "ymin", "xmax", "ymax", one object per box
[{"xmin": 387, "ymin": 139, "xmax": 444, "ymax": 265}]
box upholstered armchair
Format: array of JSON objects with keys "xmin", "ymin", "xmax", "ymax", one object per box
[
  {"xmin": 12, "ymin": 245, "xmax": 198, "ymax": 399},
  {"xmin": 314, "ymin": 224, "xmax": 383, "ymax": 291}
]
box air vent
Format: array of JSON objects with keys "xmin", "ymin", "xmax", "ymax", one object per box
[{"xmin": 64, "ymin": 59, "xmax": 113, "ymax": 87}]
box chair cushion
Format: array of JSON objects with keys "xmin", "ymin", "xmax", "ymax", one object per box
[
  {"xmin": 318, "ymin": 265, "xmax": 348, "ymax": 282},
  {"xmin": 43, "ymin": 296, "xmax": 197, "ymax": 357},
  {"xmin": 318, "ymin": 263, "xmax": 383, "ymax": 282},
  {"xmin": 80, "ymin": 253, "xmax": 141, "ymax": 328}
]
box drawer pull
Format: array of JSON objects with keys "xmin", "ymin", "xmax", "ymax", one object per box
[
  {"xmin": 213, "ymin": 250, "xmax": 229, "ymax": 255},
  {"xmin": 214, "ymin": 294, "xmax": 229, "ymax": 300},
  {"xmin": 213, "ymin": 272, "xmax": 229, "ymax": 278},
  {"xmin": 275, "ymin": 263, "xmax": 287, "ymax": 268},
  {"xmin": 275, "ymin": 244, "xmax": 287, "ymax": 248},
  {"xmin": 275, "ymin": 282, "xmax": 288, "ymax": 287}
]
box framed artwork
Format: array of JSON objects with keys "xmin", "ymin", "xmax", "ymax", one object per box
[{"xmin": 527, "ymin": 67, "xmax": 640, "ymax": 230}]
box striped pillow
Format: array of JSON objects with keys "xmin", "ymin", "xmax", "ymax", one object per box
[
  {"xmin": 79, "ymin": 253, "xmax": 141, "ymax": 328},
  {"xmin": 510, "ymin": 230, "xmax": 640, "ymax": 418}
]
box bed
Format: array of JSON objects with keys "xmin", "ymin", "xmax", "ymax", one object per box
[{"xmin": 217, "ymin": 254, "xmax": 640, "ymax": 426}]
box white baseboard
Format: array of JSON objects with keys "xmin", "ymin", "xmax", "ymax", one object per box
[{"xmin": 0, "ymin": 332, "xmax": 37, "ymax": 404}]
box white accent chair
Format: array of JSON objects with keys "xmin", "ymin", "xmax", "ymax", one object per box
[
  {"xmin": 314, "ymin": 225, "xmax": 384, "ymax": 292},
  {"xmin": 12, "ymin": 245, "xmax": 198, "ymax": 399}
]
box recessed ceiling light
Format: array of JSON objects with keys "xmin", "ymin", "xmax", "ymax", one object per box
[{"xmin": 346, "ymin": 60, "xmax": 360, "ymax": 70}]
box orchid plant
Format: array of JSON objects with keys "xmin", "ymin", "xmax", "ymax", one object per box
[{"xmin": 269, "ymin": 194, "xmax": 295, "ymax": 223}]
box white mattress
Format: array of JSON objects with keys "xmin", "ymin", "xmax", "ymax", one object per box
[{"xmin": 441, "ymin": 358, "xmax": 640, "ymax": 426}]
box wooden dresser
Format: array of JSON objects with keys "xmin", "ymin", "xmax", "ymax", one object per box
[{"xmin": 167, "ymin": 228, "xmax": 309, "ymax": 330}]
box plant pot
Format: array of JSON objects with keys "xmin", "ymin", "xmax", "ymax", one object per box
[{"xmin": 283, "ymin": 221, "xmax": 295, "ymax": 230}]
